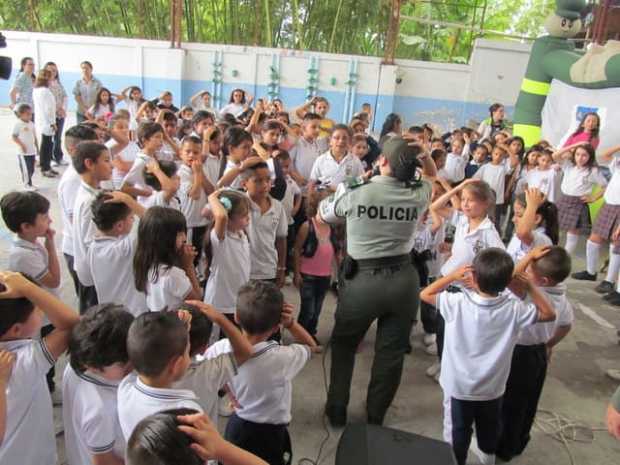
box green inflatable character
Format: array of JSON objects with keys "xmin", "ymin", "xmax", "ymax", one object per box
[{"xmin": 513, "ymin": 0, "xmax": 620, "ymax": 146}]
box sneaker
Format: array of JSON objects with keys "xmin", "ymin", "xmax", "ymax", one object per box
[
  {"xmin": 571, "ymin": 270, "xmax": 597, "ymax": 281},
  {"xmin": 604, "ymin": 291, "xmax": 620, "ymax": 302},
  {"xmin": 423, "ymin": 333, "xmax": 436, "ymax": 346},
  {"xmin": 595, "ymin": 280, "xmax": 615, "ymax": 294},
  {"xmin": 606, "ymin": 369, "xmax": 620, "ymax": 382},
  {"xmin": 58, "ymin": 159, "xmax": 69, "ymax": 166},
  {"xmin": 51, "ymin": 161, "xmax": 59, "ymax": 168},
  {"xmin": 218, "ymin": 396, "xmax": 234, "ymax": 417},
  {"xmin": 426, "ymin": 362, "xmax": 441, "ymax": 378},
  {"xmin": 42, "ymin": 170, "xmax": 56, "ymax": 178},
  {"xmin": 50, "ymin": 168, "xmax": 60, "ymax": 175},
  {"xmin": 424, "ymin": 342, "xmax": 438, "ymax": 356},
  {"xmin": 606, "ymin": 293, "xmax": 620, "ymax": 306}
]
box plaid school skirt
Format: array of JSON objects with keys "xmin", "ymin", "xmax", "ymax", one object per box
[
  {"xmin": 592, "ymin": 203, "xmax": 620, "ymax": 239},
  {"xmin": 557, "ymin": 193, "xmax": 591, "ymax": 234}
]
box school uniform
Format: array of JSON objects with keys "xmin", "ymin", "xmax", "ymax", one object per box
[
  {"xmin": 248, "ymin": 196, "xmax": 288, "ymax": 280},
  {"xmin": 525, "ymin": 168, "xmax": 558, "ymax": 203},
  {"xmin": 88, "ymin": 233, "xmax": 148, "ymax": 316},
  {"xmin": 141, "ymin": 190, "xmax": 181, "ymax": 210},
  {"xmin": 208, "ymin": 339, "xmax": 311, "ymax": 465},
  {"xmin": 72, "ymin": 181, "xmax": 100, "ymax": 312},
  {"xmin": 290, "ymin": 137, "xmax": 329, "ymax": 193},
  {"xmin": 464, "ymin": 161, "xmax": 483, "ymax": 179},
  {"xmin": 437, "ymin": 290, "xmax": 538, "ymax": 465},
  {"xmin": 8, "ymin": 237, "xmax": 59, "ymax": 296},
  {"xmin": 0, "ymin": 339, "xmax": 57, "ymax": 465},
  {"xmin": 12, "ymin": 119, "xmax": 37, "ymax": 186},
  {"xmin": 281, "ymin": 174, "xmax": 301, "ymax": 226},
  {"xmin": 203, "ymin": 153, "xmax": 222, "ymax": 187},
  {"xmin": 474, "ymin": 162, "xmax": 512, "ymax": 230},
  {"xmin": 204, "ymin": 229, "xmax": 250, "ymax": 314},
  {"xmin": 178, "ymin": 163, "xmax": 208, "ymax": 259},
  {"xmin": 173, "ymin": 352, "xmax": 238, "ymax": 424},
  {"xmin": 117, "ymin": 372, "xmax": 203, "ymax": 441},
  {"xmin": 122, "ymin": 152, "xmax": 154, "ymax": 204},
  {"xmin": 506, "ymin": 227, "xmax": 552, "ymax": 264},
  {"xmin": 158, "ymin": 139, "xmax": 179, "ymax": 162},
  {"xmin": 443, "ymin": 152, "xmax": 468, "ymax": 184},
  {"xmin": 62, "ymin": 365, "xmax": 125, "ymax": 465},
  {"xmin": 497, "ymin": 284, "xmax": 574, "ymax": 460},
  {"xmin": 309, "ymin": 151, "xmax": 364, "ymax": 189},
  {"xmin": 557, "ymin": 161, "xmax": 607, "ymax": 234},
  {"xmin": 58, "ymin": 164, "xmax": 82, "ymax": 294},
  {"xmin": 106, "ymin": 139, "xmax": 140, "ymax": 189},
  {"xmin": 146, "ymin": 264, "xmax": 192, "ymax": 312},
  {"xmin": 222, "ymin": 159, "xmax": 245, "ymax": 190},
  {"xmin": 592, "ymin": 154, "xmax": 620, "ymax": 239}
]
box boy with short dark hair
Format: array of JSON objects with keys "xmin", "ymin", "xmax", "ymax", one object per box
[
  {"xmin": 72, "ymin": 141, "xmax": 113, "ymax": 313},
  {"xmin": 158, "ymin": 110, "xmax": 180, "ymax": 162},
  {"xmin": 420, "ymin": 248, "xmax": 556, "ymax": 465},
  {"xmin": 11, "ymin": 103, "xmax": 38, "ymax": 190},
  {"xmin": 289, "ymin": 112, "xmax": 328, "ymax": 191},
  {"xmin": 63, "ymin": 303, "xmax": 135, "ymax": 465},
  {"xmin": 142, "ymin": 159, "xmax": 181, "ymax": 210},
  {"xmin": 0, "ymin": 271, "xmax": 79, "ymax": 465},
  {"xmin": 207, "ymin": 280, "xmax": 317, "ymax": 465},
  {"xmin": 497, "ymin": 246, "xmax": 574, "ymax": 461}
]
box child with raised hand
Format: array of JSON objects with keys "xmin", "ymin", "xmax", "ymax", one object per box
[
  {"xmin": 121, "ymin": 122, "xmax": 165, "ymax": 202},
  {"xmin": 497, "ymin": 245, "xmax": 573, "ymax": 461},
  {"xmin": 420, "ymin": 249, "xmax": 556, "ymax": 465},
  {"xmin": 464, "ymin": 144, "xmax": 488, "ymax": 179},
  {"xmin": 203, "ymin": 190, "xmax": 250, "ymax": 330},
  {"xmin": 86, "ymin": 87, "xmax": 116, "ymax": 123},
  {"xmin": 143, "ymin": 159, "xmax": 181, "ymax": 210},
  {"xmin": 201, "ymin": 126, "xmax": 223, "ymax": 187},
  {"xmin": 119, "ymin": 86, "xmax": 145, "ymax": 130},
  {"xmin": 105, "ymin": 114, "xmax": 140, "ymax": 189},
  {"xmin": 126, "ymin": 409, "xmax": 268, "ymax": 465},
  {"xmin": 507, "ymin": 188, "xmax": 558, "ymax": 263},
  {"xmin": 442, "ymin": 137, "xmax": 468, "ymax": 184},
  {"xmin": 0, "ymin": 271, "xmax": 80, "ymax": 465},
  {"xmin": 157, "ymin": 110, "xmax": 180, "ymax": 162},
  {"xmin": 207, "ymin": 281, "xmax": 318, "ymax": 465},
  {"xmin": 11, "ymin": 103, "xmax": 38, "ymax": 190},
  {"xmin": 134, "ymin": 207, "xmax": 202, "ymax": 312},
  {"xmin": 190, "ymin": 90, "xmax": 217, "ymax": 114},
  {"xmin": 0, "ymin": 350, "xmax": 15, "ymax": 445},
  {"xmin": 552, "ymin": 142, "xmax": 607, "ymax": 254},
  {"xmin": 524, "ymin": 148, "xmax": 557, "ymax": 202},
  {"xmin": 62, "ymin": 304, "xmax": 135, "ymax": 465},
  {"xmin": 88, "ymin": 191, "xmax": 148, "ymax": 316},
  {"xmin": 217, "ymin": 127, "xmax": 260, "ymax": 190},
  {"xmin": 295, "ymin": 96, "xmax": 334, "ymax": 139}
]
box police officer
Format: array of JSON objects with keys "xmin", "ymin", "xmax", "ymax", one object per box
[{"xmin": 320, "ymin": 136, "xmax": 436, "ymax": 426}]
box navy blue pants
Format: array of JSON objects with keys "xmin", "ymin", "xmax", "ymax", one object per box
[
  {"xmin": 225, "ymin": 413, "xmax": 291, "ymax": 465},
  {"xmin": 298, "ymin": 273, "xmax": 330, "ymax": 336},
  {"xmin": 451, "ymin": 397, "xmax": 503, "ymax": 465}
]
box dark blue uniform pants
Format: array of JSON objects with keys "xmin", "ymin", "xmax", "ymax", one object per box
[{"xmin": 451, "ymin": 397, "xmax": 503, "ymax": 465}]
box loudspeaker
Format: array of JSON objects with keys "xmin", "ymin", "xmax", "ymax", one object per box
[{"xmin": 336, "ymin": 424, "xmax": 456, "ymax": 465}]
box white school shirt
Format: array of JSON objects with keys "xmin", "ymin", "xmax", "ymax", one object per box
[
  {"xmin": 88, "ymin": 233, "xmax": 148, "ymax": 316},
  {"xmin": 122, "ymin": 152, "xmax": 154, "ymax": 204},
  {"xmin": 517, "ymin": 283, "xmax": 574, "ymax": 346},
  {"xmin": 87, "ymin": 103, "xmax": 112, "ymax": 120},
  {"xmin": 0, "ymin": 339, "xmax": 56, "ymax": 465},
  {"xmin": 525, "ymin": 168, "xmax": 558, "ymax": 202},
  {"xmin": 290, "ymin": 137, "xmax": 329, "ymax": 191},
  {"xmin": 58, "ymin": 165, "xmax": 82, "ymax": 256},
  {"xmin": 158, "ymin": 139, "xmax": 179, "ymax": 162},
  {"xmin": 62, "ymin": 365, "xmax": 125, "ymax": 465},
  {"xmin": 603, "ymin": 154, "xmax": 620, "ymax": 205},
  {"xmin": 440, "ymin": 213, "xmax": 504, "ymax": 277},
  {"xmin": 106, "ymin": 139, "xmax": 140, "ymax": 189},
  {"xmin": 117, "ymin": 372, "xmax": 203, "ymax": 441},
  {"xmin": 443, "ymin": 152, "xmax": 468, "ymax": 183},
  {"xmin": 142, "ymin": 190, "xmax": 181, "ymax": 211},
  {"xmin": 173, "ymin": 353, "xmax": 238, "ymax": 424},
  {"xmin": 222, "ymin": 159, "xmax": 244, "ymax": 190},
  {"xmin": 219, "ymin": 102, "xmax": 246, "ymax": 117},
  {"xmin": 8, "ymin": 237, "xmax": 60, "ymax": 296},
  {"xmin": 310, "ymin": 151, "xmax": 364, "ymax": 188},
  {"xmin": 204, "ymin": 229, "xmax": 250, "ymax": 314},
  {"xmin": 474, "ymin": 163, "xmax": 511, "ymax": 205},
  {"xmin": 146, "ymin": 264, "xmax": 192, "ymax": 312},
  {"xmin": 203, "ymin": 153, "xmax": 222, "ymax": 186},
  {"xmin": 506, "ymin": 227, "xmax": 552, "ymax": 264},
  {"xmin": 248, "ymin": 196, "xmax": 288, "ymax": 280},
  {"xmin": 207, "ymin": 339, "xmax": 311, "ymax": 424},
  {"xmin": 12, "ymin": 120, "xmax": 37, "ymax": 155},
  {"xmin": 178, "ymin": 164, "xmax": 208, "ymax": 228},
  {"xmin": 72, "ymin": 181, "xmax": 100, "ymax": 286},
  {"xmin": 282, "ymin": 175, "xmax": 301, "ymax": 225},
  {"xmin": 560, "ymin": 161, "xmax": 607, "ymax": 197},
  {"xmin": 437, "ymin": 290, "xmax": 537, "ymax": 400}
]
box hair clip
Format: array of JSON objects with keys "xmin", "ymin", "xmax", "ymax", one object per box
[{"xmin": 220, "ymin": 196, "xmax": 233, "ymax": 211}]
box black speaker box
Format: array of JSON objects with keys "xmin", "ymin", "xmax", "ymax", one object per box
[{"xmin": 336, "ymin": 423, "xmax": 457, "ymax": 465}]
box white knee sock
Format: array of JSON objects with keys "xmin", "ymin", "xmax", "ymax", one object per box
[
  {"xmin": 565, "ymin": 233, "xmax": 579, "ymax": 254},
  {"xmin": 442, "ymin": 392, "xmax": 453, "ymax": 444},
  {"xmin": 586, "ymin": 240, "xmax": 601, "ymax": 275},
  {"xmin": 606, "ymin": 248, "xmax": 620, "ymax": 283}
]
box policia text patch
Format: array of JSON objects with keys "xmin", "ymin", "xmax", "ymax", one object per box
[{"xmin": 356, "ymin": 205, "xmax": 418, "ymax": 222}]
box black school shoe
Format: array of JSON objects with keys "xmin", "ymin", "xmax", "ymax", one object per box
[
  {"xmin": 571, "ymin": 270, "xmax": 597, "ymax": 281},
  {"xmin": 606, "ymin": 292, "xmax": 620, "ymax": 306},
  {"xmin": 595, "ymin": 280, "xmax": 615, "ymax": 294},
  {"xmin": 604, "ymin": 291, "xmax": 620, "ymax": 301}
]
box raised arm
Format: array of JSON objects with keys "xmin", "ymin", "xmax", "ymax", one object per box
[
  {"xmin": 420, "ymin": 266, "xmax": 470, "ymax": 307},
  {"xmin": 207, "ymin": 190, "xmax": 229, "ymax": 241},
  {"xmin": 551, "ymin": 142, "xmax": 584, "ymax": 163},
  {"xmin": 430, "ymin": 178, "xmax": 475, "ymax": 214},
  {"xmin": 515, "ymin": 188, "xmax": 545, "ymax": 245},
  {"xmin": 598, "ymin": 144, "xmax": 620, "ymax": 165}
]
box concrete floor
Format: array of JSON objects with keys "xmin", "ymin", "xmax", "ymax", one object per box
[{"xmin": 0, "ymin": 108, "xmax": 618, "ymax": 464}]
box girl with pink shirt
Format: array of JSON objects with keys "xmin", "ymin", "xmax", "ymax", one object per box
[{"xmin": 563, "ymin": 112, "xmax": 601, "ymax": 150}]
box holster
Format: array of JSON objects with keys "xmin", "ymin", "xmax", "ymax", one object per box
[{"xmin": 343, "ymin": 255, "xmax": 358, "ymax": 280}]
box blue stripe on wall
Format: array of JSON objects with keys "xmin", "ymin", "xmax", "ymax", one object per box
[{"xmin": 1, "ymin": 69, "xmax": 512, "ymax": 131}]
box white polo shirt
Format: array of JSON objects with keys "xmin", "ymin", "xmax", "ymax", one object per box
[
  {"xmin": 12, "ymin": 120, "xmax": 37, "ymax": 155},
  {"xmin": 222, "ymin": 159, "xmax": 244, "ymax": 190},
  {"xmin": 178, "ymin": 164, "xmax": 208, "ymax": 228},
  {"xmin": 506, "ymin": 228, "xmax": 552, "ymax": 264},
  {"xmin": 437, "ymin": 290, "xmax": 537, "ymax": 400},
  {"xmin": 603, "ymin": 154, "xmax": 620, "ymax": 205},
  {"xmin": 517, "ymin": 284, "xmax": 574, "ymax": 346},
  {"xmin": 443, "ymin": 152, "xmax": 468, "ymax": 183},
  {"xmin": 8, "ymin": 237, "xmax": 60, "ymax": 295},
  {"xmin": 473, "ymin": 163, "xmax": 512, "ymax": 205},
  {"xmin": 88, "ymin": 234, "xmax": 148, "ymax": 316},
  {"xmin": 247, "ymin": 196, "xmax": 288, "ymax": 280},
  {"xmin": 204, "ymin": 229, "xmax": 250, "ymax": 314},
  {"xmin": 158, "ymin": 139, "xmax": 179, "ymax": 163},
  {"xmin": 72, "ymin": 181, "xmax": 100, "ymax": 286},
  {"xmin": 146, "ymin": 264, "xmax": 192, "ymax": 312},
  {"xmin": 58, "ymin": 164, "xmax": 82, "ymax": 256},
  {"xmin": 560, "ymin": 161, "xmax": 607, "ymax": 197},
  {"xmin": 203, "ymin": 153, "xmax": 222, "ymax": 186},
  {"xmin": 122, "ymin": 152, "xmax": 154, "ymax": 204},
  {"xmin": 440, "ymin": 213, "xmax": 504, "ymax": 277},
  {"xmin": 281, "ymin": 175, "xmax": 301, "ymax": 225},
  {"xmin": 290, "ymin": 137, "xmax": 329, "ymax": 190},
  {"xmin": 310, "ymin": 151, "xmax": 364, "ymax": 188},
  {"xmin": 117, "ymin": 372, "xmax": 203, "ymax": 441},
  {"xmin": 106, "ymin": 139, "xmax": 140, "ymax": 189},
  {"xmin": 525, "ymin": 168, "xmax": 558, "ymax": 203},
  {"xmin": 0, "ymin": 339, "xmax": 56, "ymax": 465},
  {"xmin": 142, "ymin": 191, "xmax": 181, "ymax": 211},
  {"xmin": 207, "ymin": 339, "xmax": 311, "ymax": 424},
  {"xmin": 62, "ymin": 365, "xmax": 125, "ymax": 465},
  {"xmin": 173, "ymin": 353, "xmax": 238, "ymax": 423}
]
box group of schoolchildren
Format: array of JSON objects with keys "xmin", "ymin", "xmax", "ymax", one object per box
[{"xmin": 1, "ymin": 86, "xmax": 615, "ymax": 465}]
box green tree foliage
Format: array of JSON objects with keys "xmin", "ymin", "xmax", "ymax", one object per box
[{"xmin": 0, "ymin": 0, "xmax": 554, "ymax": 63}]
